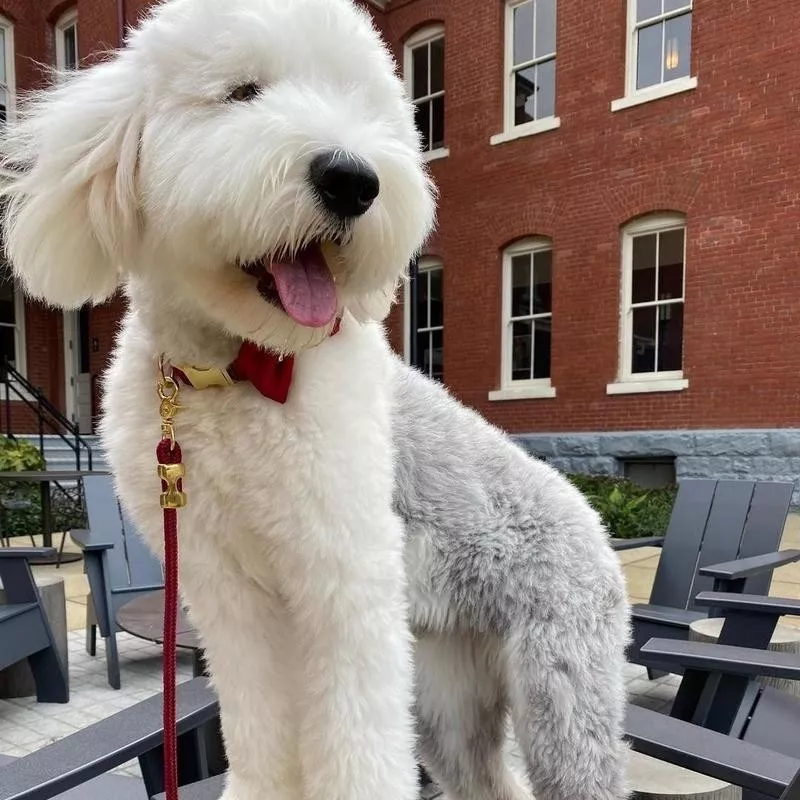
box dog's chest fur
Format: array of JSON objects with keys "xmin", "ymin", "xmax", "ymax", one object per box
[{"xmin": 99, "ymin": 310, "xmax": 399, "ymax": 587}]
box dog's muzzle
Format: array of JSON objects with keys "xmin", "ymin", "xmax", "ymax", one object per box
[{"xmin": 309, "ymin": 151, "xmax": 379, "ymax": 220}]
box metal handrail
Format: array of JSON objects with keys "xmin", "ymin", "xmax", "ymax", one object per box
[{"xmin": 0, "ymin": 358, "xmax": 94, "ymax": 470}]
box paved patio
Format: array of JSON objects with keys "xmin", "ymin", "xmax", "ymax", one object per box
[{"xmin": 0, "ymin": 513, "xmax": 799, "ymax": 796}]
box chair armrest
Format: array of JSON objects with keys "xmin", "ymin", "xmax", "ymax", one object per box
[
  {"xmin": 695, "ymin": 591, "xmax": 800, "ymax": 618},
  {"xmin": 699, "ymin": 549, "xmax": 800, "ymax": 581},
  {"xmin": 625, "ymin": 704, "xmax": 799, "ymax": 798},
  {"xmin": 69, "ymin": 528, "xmax": 115, "ymax": 552},
  {"xmin": 0, "ymin": 677, "xmax": 218, "ymax": 800},
  {"xmin": 640, "ymin": 638, "xmax": 800, "ymax": 681},
  {"xmin": 611, "ymin": 536, "xmax": 665, "ymax": 552},
  {"xmin": 0, "ymin": 547, "xmax": 56, "ymax": 560}
]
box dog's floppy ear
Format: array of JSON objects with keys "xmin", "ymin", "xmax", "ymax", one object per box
[{"xmin": 1, "ymin": 54, "xmax": 144, "ymax": 308}]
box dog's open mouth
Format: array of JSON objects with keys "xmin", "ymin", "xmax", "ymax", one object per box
[{"xmin": 241, "ymin": 241, "xmax": 337, "ymax": 328}]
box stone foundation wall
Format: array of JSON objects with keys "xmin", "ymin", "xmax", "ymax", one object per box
[{"xmin": 513, "ymin": 429, "xmax": 800, "ymax": 505}]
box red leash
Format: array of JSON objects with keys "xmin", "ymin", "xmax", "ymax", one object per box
[{"xmin": 157, "ymin": 367, "xmax": 187, "ymax": 800}]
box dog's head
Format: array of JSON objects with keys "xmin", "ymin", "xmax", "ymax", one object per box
[{"xmin": 1, "ymin": 0, "xmax": 435, "ymax": 353}]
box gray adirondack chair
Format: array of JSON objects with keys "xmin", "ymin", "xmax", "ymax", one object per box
[
  {"xmin": 627, "ymin": 702, "xmax": 800, "ymax": 800},
  {"xmin": 70, "ymin": 474, "xmax": 164, "ymax": 689},
  {"xmin": 637, "ymin": 632, "xmax": 800, "ymax": 799},
  {"xmin": 0, "ymin": 676, "xmax": 221, "ymax": 800},
  {"xmin": 0, "ymin": 547, "xmax": 69, "ymax": 704},
  {"xmin": 627, "ymin": 478, "xmax": 796, "ymax": 675}
]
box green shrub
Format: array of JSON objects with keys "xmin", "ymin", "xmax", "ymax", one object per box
[
  {"xmin": 0, "ymin": 437, "xmax": 45, "ymax": 472},
  {"xmin": 0, "ymin": 436, "xmax": 86, "ymax": 539},
  {"xmin": 567, "ymin": 473, "xmax": 677, "ymax": 539}
]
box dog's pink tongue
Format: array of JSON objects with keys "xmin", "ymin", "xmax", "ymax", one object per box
[{"xmin": 271, "ymin": 244, "xmax": 337, "ymax": 328}]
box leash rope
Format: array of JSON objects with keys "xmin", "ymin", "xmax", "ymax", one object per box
[{"xmin": 157, "ymin": 365, "xmax": 187, "ymax": 800}]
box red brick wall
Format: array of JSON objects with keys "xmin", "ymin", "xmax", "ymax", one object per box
[
  {"xmin": 379, "ymin": 0, "xmax": 800, "ymax": 432},
  {"xmin": 7, "ymin": 0, "xmax": 800, "ymax": 436}
]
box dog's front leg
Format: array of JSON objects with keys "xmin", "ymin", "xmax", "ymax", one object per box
[
  {"xmin": 277, "ymin": 511, "xmax": 418, "ymax": 800},
  {"xmin": 179, "ymin": 556, "xmax": 304, "ymax": 800}
]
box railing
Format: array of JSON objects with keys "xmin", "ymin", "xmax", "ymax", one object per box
[{"xmin": 0, "ymin": 358, "xmax": 94, "ymax": 471}]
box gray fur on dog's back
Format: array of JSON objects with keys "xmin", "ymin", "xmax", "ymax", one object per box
[{"xmin": 392, "ymin": 360, "xmax": 631, "ymax": 800}]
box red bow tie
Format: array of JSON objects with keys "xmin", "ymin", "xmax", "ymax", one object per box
[{"xmin": 172, "ymin": 319, "xmax": 341, "ymax": 404}]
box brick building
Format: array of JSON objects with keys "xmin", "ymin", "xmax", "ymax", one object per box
[{"xmin": 1, "ymin": 1, "xmax": 799, "ymax": 491}]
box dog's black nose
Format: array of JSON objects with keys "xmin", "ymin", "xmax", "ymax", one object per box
[{"xmin": 309, "ymin": 151, "xmax": 380, "ymax": 219}]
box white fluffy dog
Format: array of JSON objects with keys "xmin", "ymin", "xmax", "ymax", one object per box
[{"xmin": 0, "ymin": 1, "xmax": 630, "ymax": 799}]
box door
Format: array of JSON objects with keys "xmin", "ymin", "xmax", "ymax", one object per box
[{"xmin": 62, "ymin": 310, "xmax": 79, "ymax": 424}]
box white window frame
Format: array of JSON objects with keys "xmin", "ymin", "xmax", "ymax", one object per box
[
  {"xmin": 491, "ymin": 0, "xmax": 561, "ymax": 146},
  {"xmin": 489, "ymin": 238, "xmax": 556, "ymax": 401},
  {"xmin": 403, "ymin": 257, "xmax": 444, "ymax": 381},
  {"xmin": 0, "ymin": 16, "xmax": 16, "ymax": 124},
  {"xmin": 55, "ymin": 9, "xmax": 78, "ymax": 72},
  {"xmin": 404, "ymin": 25, "xmax": 448, "ymax": 163},
  {"xmin": 607, "ymin": 213, "xmax": 688, "ymax": 395},
  {"xmin": 611, "ymin": 0, "xmax": 696, "ymax": 112}
]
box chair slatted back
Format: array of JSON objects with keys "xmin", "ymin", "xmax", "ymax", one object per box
[
  {"xmin": 649, "ymin": 479, "xmax": 716, "ymax": 610},
  {"xmin": 82, "ymin": 475, "xmax": 163, "ymax": 591},
  {"xmin": 736, "ymin": 481, "xmax": 794, "ymax": 596},
  {"xmin": 82, "ymin": 475, "xmax": 130, "ymax": 590},
  {"xmin": 689, "ymin": 480, "xmax": 756, "ymax": 603},
  {"xmin": 649, "ymin": 479, "xmax": 793, "ymax": 612},
  {"xmin": 120, "ymin": 508, "xmax": 163, "ymax": 587}
]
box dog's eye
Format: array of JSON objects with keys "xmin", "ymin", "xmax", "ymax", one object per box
[{"xmin": 226, "ymin": 82, "xmax": 262, "ymax": 103}]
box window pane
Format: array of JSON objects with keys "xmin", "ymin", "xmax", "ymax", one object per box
[
  {"xmin": 416, "ymin": 267, "xmax": 429, "ymax": 328},
  {"xmin": 513, "ymin": 1, "xmax": 534, "ymax": 65},
  {"xmin": 533, "ymin": 249, "xmax": 552, "ymax": 314},
  {"xmin": 414, "ymin": 99, "xmax": 431, "ymax": 152},
  {"xmin": 535, "ymin": 0, "xmax": 556, "ymax": 58},
  {"xmin": 536, "ymin": 58, "xmax": 556, "ymax": 119},
  {"xmin": 658, "ymin": 228, "xmax": 684, "ymax": 300},
  {"xmin": 631, "ymin": 233, "xmax": 657, "ymax": 304},
  {"xmin": 429, "ymin": 267, "xmax": 443, "ymax": 328},
  {"xmin": 64, "ymin": 25, "xmax": 78, "ymax": 70},
  {"xmin": 636, "ymin": 22, "xmax": 663, "ymax": 89},
  {"xmin": 664, "ymin": 0, "xmax": 691, "ymax": 13},
  {"xmin": 511, "ymin": 320, "xmax": 532, "ymax": 381},
  {"xmin": 657, "ymin": 303, "xmax": 683, "ymax": 371},
  {"xmin": 429, "ymin": 37, "xmax": 444, "ymax": 94},
  {"xmin": 663, "ymin": 13, "xmax": 691, "ymax": 82},
  {"xmin": 514, "ymin": 66, "xmax": 538, "ymax": 125},
  {"xmin": 416, "ymin": 330, "xmax": 430, "ymax": 374},
  {"xmin": 0, "ymin": 325, "xmax": 15, "ymax": 368},
  {"xmin": 637, "ymin": 0, "xmax": 662, "ymax": 22},
  {"xmin": 412, "ymin": 44, "xmax": 428, "ymax": 99},
  {"xmin": 631, "ymin": 307, "xmax": 656, "ymax": 374},
  {"xmin": 430, "ymin": 327, "xmax": 443, "ymax": 382},
  {"xmin": 511, "ymin": 254, "xmax": 531, "ymax": 317},
  {"xmin": 0, "ymin": 277, "xmax": 14, "ymax": 325},
  {"xmin": 430, "ymin": 94, "xmax": 445, "ymax": 150},
  {"xmin": 533, "ymin": 317, "xmax": 551, "ymax": 379}
]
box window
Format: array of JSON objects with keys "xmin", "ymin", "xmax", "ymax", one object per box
[
  {"xmin": 55, "ymin": 10, "xmax": 78, "ymax": 72},
  {"xmin": 608, "ymin": 214, "xmax": 686, "ymax": 394},
  {"xmin": 406, "ymin": 258, "xmax": 443, "ymax": 381},
  {"xmin": 492, "ymin": 0, "xmax": 559, "ymax": 144},
  {"xmin": 490, "ymin": 239, "xmax": 555, "ymax": 400},
  {"xmin": 0, "ymin": 18, "xmax": 15, "ymax": 124},
  {"xmin": 404, "ymin": 26, "xmax": 446, "ymax": 160},
  {"xmin": 613, "ymin": 0, "xmax": 695, "ymax": 110},
  {"xmin": 0, "ymin": 264, "xmax": 26, "ymax": 377},
  {"xmin": 621, "ymin": 458, "xmax": 676, "ymax": 489}
]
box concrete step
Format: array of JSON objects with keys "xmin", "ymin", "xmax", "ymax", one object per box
[{"xmin": 15, "ymin": 434, "xmax": 108, "ymax": 473}]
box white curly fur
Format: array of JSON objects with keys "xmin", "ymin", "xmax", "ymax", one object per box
[{"xmin": 0, "ymin": 1, "xmax": 631, "ymax": 798}]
